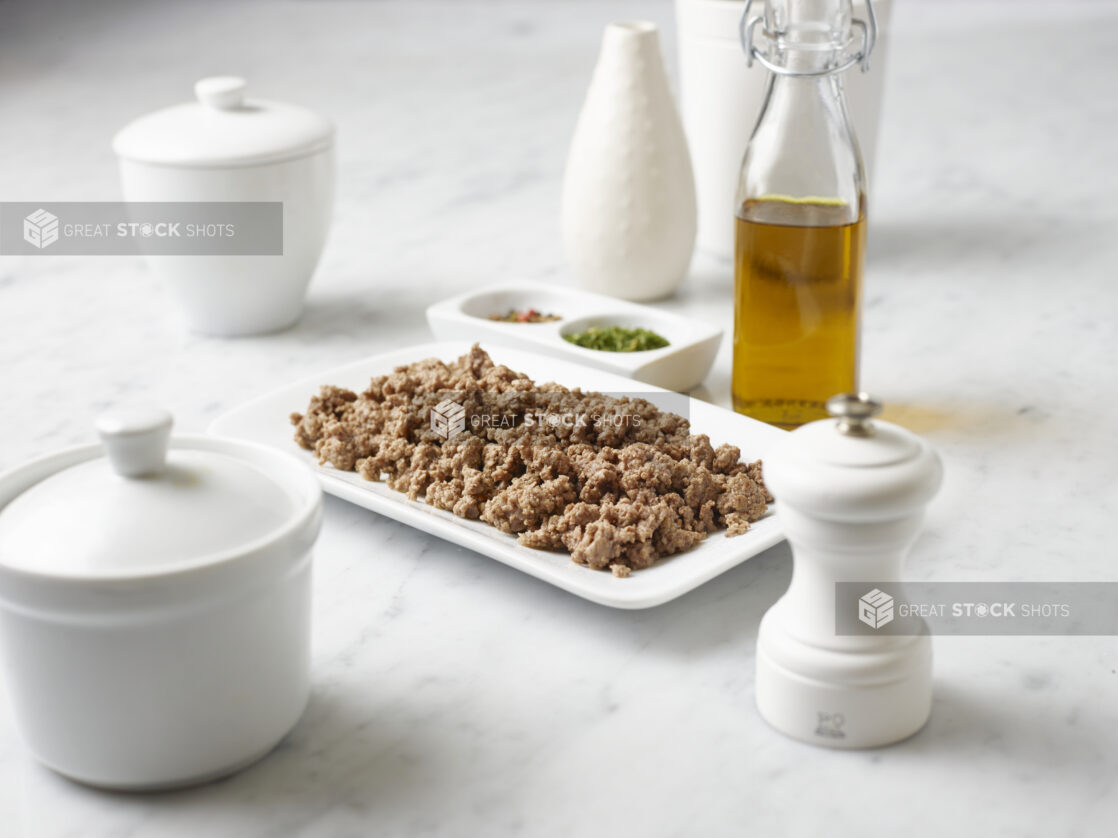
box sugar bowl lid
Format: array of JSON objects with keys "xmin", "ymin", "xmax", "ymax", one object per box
[
  {"xmin": 764, "ymin": 394, "xmax": 943, "ymax": 522},
  {"xmin": 112, "ymin": 76, "xmax": 334, "ymax": 167},
  {"xmin": 0, "ymin": 407, "xmax": 297, "ymax": 578}
]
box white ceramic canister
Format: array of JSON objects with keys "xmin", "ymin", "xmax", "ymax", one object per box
[
  {"xmin": 113, "ymin": 77, "xmax": 335, "ymax": 336},
  {"xmin": 562, "ymin": 22, "xmax": 698, "ymax": 301},
  {"xmin": 675, "ymin": 0, "xmax": 892, "ymax": 259},
  {"xmin": 0, "ymin": 407, "xmax": 322, "ymax": 789},
  {"xmin": 756, "ymin": 394, "xmax": 942, "ymax": 749}
]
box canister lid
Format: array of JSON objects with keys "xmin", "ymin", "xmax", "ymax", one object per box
[
  {"xmin": 0, "ymin": 407, "xmax": 295, "ymax": 578},
  {"xmin": 112, "ymin": 76, "xmax": 334, "ymax": 167}
]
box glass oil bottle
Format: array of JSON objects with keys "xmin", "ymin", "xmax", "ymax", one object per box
[{"xmin": 732, "ymin": 0, "xmax": 877, "ymax": 428}]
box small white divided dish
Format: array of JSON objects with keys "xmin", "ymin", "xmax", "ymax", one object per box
[
  {"xmin": 426, "ymin": 283, "xmax": 722, "ymax": 392},
  {"xmin": 210, "ymin": 342, "xmax": 785, "ymax": 609}
]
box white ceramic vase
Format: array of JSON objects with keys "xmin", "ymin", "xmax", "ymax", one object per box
[{"xmin": 562, "ymin": 22, "xmax": 697, "ymax": 302}]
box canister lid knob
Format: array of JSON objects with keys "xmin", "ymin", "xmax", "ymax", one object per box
[
  {"xmin": 194, "ymin": 76, "xmax": 247, "ymax": 110},
  {"xmin": 96, "ymin": 406, "xmax": 173, "ymax": 478},
  {"xmin": 826, "ymin": 392, "xmax": 882, "ymax": 437}
]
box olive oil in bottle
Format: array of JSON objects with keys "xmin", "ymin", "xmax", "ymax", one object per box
[
  {"xmin": 732, "ymin": 198, "xmax": 865, "ymax": 428},
  {"xmin": 732, "ymin": 0, "xmax": 876, "ymax": 428}
]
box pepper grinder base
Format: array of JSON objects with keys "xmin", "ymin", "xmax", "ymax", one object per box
[{"xmin": 755, "ymin": 613, "xmax": 933, "ymax": 749}]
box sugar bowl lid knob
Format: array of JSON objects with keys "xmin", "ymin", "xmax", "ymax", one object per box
[
  {"xmin": 826, "ymin": 392, "xmax": 883, "ymax": 437},
  {"xmin": 95, "ymin": 406, "xmax": 173, "ymax": 478},
  {"xmin": 194, "ymin": 76, "xmax": 247, "ymax": 110}
]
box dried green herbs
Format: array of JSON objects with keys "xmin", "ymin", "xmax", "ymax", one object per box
[{"xmin": 563, "ymin": 326, "xmax": 670, "ymax": 352}]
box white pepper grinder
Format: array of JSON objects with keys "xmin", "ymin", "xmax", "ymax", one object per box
[{"xmin": 756, "ymin": 393, "xmax": 943, "ymax": 748}]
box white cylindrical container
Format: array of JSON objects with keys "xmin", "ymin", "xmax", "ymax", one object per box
[
  {"xmin": 675, "ymin": 0, "xmax": 892, "ymax": 259},
  {"xmin": 562, "ymin": 22, "xmax": 697, "ymax": 301},
  {"xmin": 0, "ymin": 407, "xmax": 322, "ymax": 789},
  {"xmin": 755, "ymin": 394, "xmax": 942, "ymax": 749},
  {"xmin": 113, "ymin": 77, "xmax": 335, "ymax": 336}
]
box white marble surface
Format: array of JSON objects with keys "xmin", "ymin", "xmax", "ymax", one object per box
[{"xmin": 2, "ymin": 0, "xmax": 1118, "ymax": 835}]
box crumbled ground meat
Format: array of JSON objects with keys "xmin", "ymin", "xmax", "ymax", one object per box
[{"xmin": 291, "ymin": 345, "xmax": 768, "ymax": 575}]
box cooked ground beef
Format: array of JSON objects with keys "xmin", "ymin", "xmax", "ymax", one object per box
[{"xmin": 291, "ymin": 344, "xmax": 769, "ymax": 577}]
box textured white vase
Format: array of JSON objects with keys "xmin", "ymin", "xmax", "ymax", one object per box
[{"xmin": 562, "ymin": 22, "xmax": 698, "ymax": 302}]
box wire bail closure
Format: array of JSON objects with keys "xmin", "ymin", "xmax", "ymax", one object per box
[{"xmin": 740, "ymin": 0, "xmax": 877, "ymax": 77}]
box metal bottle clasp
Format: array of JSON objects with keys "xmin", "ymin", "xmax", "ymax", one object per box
[{"xmin": 740, "ymin": 0, "xmax": 878, "ymax": 76}]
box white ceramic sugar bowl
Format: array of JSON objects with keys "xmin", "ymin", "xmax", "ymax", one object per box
[
  {"xmin": 756, "ymin": 394, "xmax": 943, "ymax": 749},
  {"xmin": 0, "ymin": 407, "xmax": 322, "ymax": 789},
  {"xmin": 113, "ymin": 77, "xmax": 335, "ymax": 336}
]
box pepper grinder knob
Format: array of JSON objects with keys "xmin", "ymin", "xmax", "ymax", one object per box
[
  {"xmin": 826, "ymin": 392, "xmax": 882, "ymax": 437},
  {"xmin": 96, "ymin": 406, "xmax": 173, "ymax": 478}
]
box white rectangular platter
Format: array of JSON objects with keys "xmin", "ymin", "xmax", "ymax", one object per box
[{"xmin": 209, "ymin": 342, "xmax": 786, "ymax": 609}]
